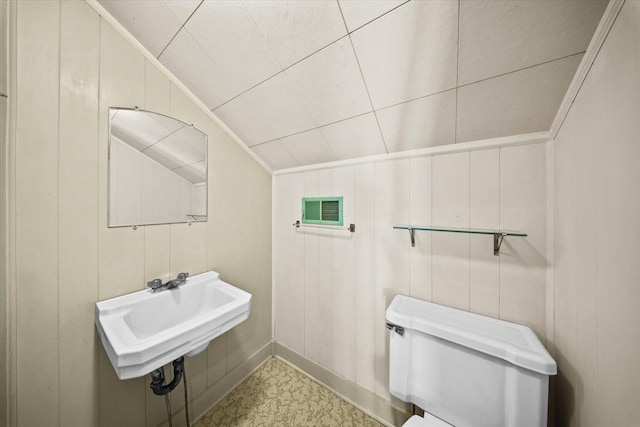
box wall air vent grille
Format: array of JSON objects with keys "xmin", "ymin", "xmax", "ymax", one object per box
[{"xmin": 302, "ymin": 197, "xmax": 343, "ymax": 226}]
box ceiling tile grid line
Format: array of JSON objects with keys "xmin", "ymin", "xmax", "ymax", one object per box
[
  {"xmin": 283, "ymin": 37, "xmax": 371, "ymax": 128},
  {"xmin": 210, "ymin": 0, "xmax": 414, "ymax": 113},
  {"xmin": 98, "ymin": 0, "xmax": 608, "ymax": 170},
  {"xmin": 334, "ymin": 0, "xmax": 350, "ymax": 34},
  {"xmin": 180, "ymin": 0, "xmax": 284, "ymax": 106},
  {"xmin": 343, "ymin": 31, "xmax": 389, "ymax": 154},
  {"xmin": 211, "ymin": 35, "xmax": 349, "ymax": 112},
  {"xmin": 338, "ymin": 0, "xmax": 412, "ymax": 34},
  {"xmin": 364, "ymin": 51, "xmax": 589, "ymax": 118},
  {"xmin": 231, "ymin": 0, "xmax": 332, "ymax": 144},
  {"xmin": 225, "ymin": 51, "xmax": 589, "ymax": 151},
  {"xmin": 156, "ymin": 0, "xmax": 205, "ymax": 59},
  {"xmin": 456, "ymin": 51, "xmax": 588, "ymax": 90},
  {"xmin": 238, "ymin": 0, "xmax": 287, "ymax": 70},
  {"xmin": 164, "ymin": 0, "xmax": 597, "ymax": 113},
  {"xmin": 251, "ymin": 110, "xmax": 374, "ymax": 149}
]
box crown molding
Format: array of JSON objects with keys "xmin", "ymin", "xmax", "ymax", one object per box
[
  {"xmin": 549, "ymin": 0, "xmax": 625, "ymax": 140},
  {"xmin": 273, "ymin": 131, "xmax": 550, "ymax": 176}
]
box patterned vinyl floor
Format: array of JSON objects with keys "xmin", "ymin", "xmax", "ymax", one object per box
[{"xmin": 195, "ymin": 357, "xmax": 385, "ymax": 427}]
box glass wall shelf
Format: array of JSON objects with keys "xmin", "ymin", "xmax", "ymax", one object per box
[{"xmin": 393, "ymin": 225, "xmax": 527, "ymax": 256}]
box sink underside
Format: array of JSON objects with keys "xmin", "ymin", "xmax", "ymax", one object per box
[{"xmin": 95, "ymin": 271, "xmax": 251, "ymax": 380}]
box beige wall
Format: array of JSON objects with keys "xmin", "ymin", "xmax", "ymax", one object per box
[
  {"xmin": 273, "ymin": 141, "xmax": 549, "ymax": 403},
  {"xmin": 5, "ymin": 1, "xmax": 271, "ymax": 426},
  {"xmin": 1, "ymin": 0, "xmax": 8, "ymax": 423},
  {"xmin": 553, "ymin": 1, "xmax": 640, "ymax": 425}
]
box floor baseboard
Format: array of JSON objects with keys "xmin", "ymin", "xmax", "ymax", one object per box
[{"xmin": 274, "ymin": 341, "xmax": 409, "ymax": 427}]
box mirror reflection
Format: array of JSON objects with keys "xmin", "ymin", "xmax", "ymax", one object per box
[{"xmin": 108, "ymin": 108, "xmax": 207, "ymax": 227}]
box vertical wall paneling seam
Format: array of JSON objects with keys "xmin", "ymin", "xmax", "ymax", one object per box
[
  {"xmin": 545, "ymin": 141, "xmax": 554, "ymax": 352},
  {"xmin": 594, "ymin": 140, "xmax": 599, "ymax": 426},
  {"xmin": 6, "ymin": 1, "xmax": 18, "ymax": 423},
  {"xmin": 142, "ymin": 55, "xmax": 147, "ymax": 427},
  {"xmin": 56, "ymin": 1, "xmax": 62, "ymax": 424},
  {"xmin": 271, "ymin": 178, "xmax": 275, "ymax": 341},
  {"xmin": 497, "ymin": 148, "xmax": 501, "ymax": 316},
  {"xmin": 302, "ymin": 180, "xmax": 306, "ymax": 356},
  {"xmin": 467, "ymin": 150, "xmax": 471, "ymax": 310},
  {"xmin": 454, "ymin": 0, "xmax": 460, "ymax": 143},
  {"xmin": 408, "ymin": 160, "xmax": 412, "ymax": 293},
  {"xmin": 95, "ymin": 17, "xmax": 102, "ymax": 426},
  {"xmin": 545, "ymin": 140, "xmax": 555, "ymax": 425},
  {"xmin": 351, "ymin": 167, "xmax": 356, "ymax": 378},
  {"xmin": 429, "ymin": 158, "xmax": 433, "ymax": 302},
  {"xmin": 371, "ymin": 162, "xmax": 376, "ymax": 390}
]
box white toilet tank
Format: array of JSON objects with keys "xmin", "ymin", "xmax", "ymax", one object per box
[{"xmin": 386, "ymin": 295, "xmax": 556, "ymax": 427}]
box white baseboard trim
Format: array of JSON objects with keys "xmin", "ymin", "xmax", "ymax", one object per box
[{"xmin": 274, "ymin": 342, "xmax": 409, "ymax": 427}]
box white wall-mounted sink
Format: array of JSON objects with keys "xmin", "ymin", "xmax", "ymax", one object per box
[{"xmin": 95, "ymin": 271, "xmax": 251, "ymax": 380}]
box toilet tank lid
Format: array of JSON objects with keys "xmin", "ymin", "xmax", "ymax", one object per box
[{"xmin": 386, "ymin": 295, "xmax": 557, "ymax": 375}]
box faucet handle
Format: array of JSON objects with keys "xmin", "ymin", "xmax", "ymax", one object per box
[
  {"xmin": 147, "ymin": 278, "xmax": 163, "ymax": 290},
  {"xmin": 177, "ymin": 272, "xmax": 189, "ymax": 281}
]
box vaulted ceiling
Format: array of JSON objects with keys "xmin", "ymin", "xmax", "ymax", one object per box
[{"xmin": 98, "ymin": 0, "xmax": 607, "ymax": 171}]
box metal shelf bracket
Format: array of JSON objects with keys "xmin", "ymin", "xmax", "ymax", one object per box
[
  {"xmin": 493, "ymin": 233, "xmax": 507, "ymax": 256},
  {"xmin": 409, "ymin": 228, "xmax": 415, "ymax": 247}
]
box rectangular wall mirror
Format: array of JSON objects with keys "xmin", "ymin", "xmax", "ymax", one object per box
[{"xmin": 108, "ymin": 107, "xmax": 207, "ymax": 227}]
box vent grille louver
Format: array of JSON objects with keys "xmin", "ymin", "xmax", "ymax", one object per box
[{"xmin": 321, "ymin": 200, "xmax": 339, "ymax": 221}]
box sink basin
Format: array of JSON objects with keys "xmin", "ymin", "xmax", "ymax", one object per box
[{"xmin": 95, "ymin": 271, "xmax": 251, "ymax": 380}]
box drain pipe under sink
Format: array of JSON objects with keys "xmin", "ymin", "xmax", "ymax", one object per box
[{"xmin": 150, "ymin": 357, "xmax": 191, "ymax": 427}]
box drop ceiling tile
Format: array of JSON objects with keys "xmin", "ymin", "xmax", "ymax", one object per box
[
  {"xmin": 337, "ymin": 0, "xmax": 406, "ymax": 32},
  {"xmin": 350, "ymin": 0, "xmax": 458, "ymax": 110},
  {"xmin": 281, "ymin": 129, "xmax": 337, "ymax": 166},
  {"xmin": 98, "ymin": 0, "xmax": 183, "ymax": 57},
  {"xmin": 159, "ymin": 30, "xmax": 240, "ymax": 108},
  {"xmin": 184, "ymin": 0, "xmax": 282, "ymax": 95},
  {"xmin": 163, "ymin": 0, "xmax": 202, "ymax": 23},
  {"xmin": 242, "ymin": 72, "xmax": 317, "ymax": 138},
  {"xmin": 457, "ymin": 54, "xmax": 583, "ymax": 143},
  {"xmin": 459, "ymin": 1, "xmax": 607, "ymax": 85},
  {"xmin": 286, "ymin": 37, "xmax": 371, "ymax": 127},
  {"xmin": 252, "ymin": 140, "xmax": 300, "ymax": 170},
  {"xmin": 319, "ymin": 113, "xmax": 386, "ymax": 160},
  {"xmin": 213, "ymin": 95, "xmax": 277, "ymax": 147},
  {"xmin": 377, "ymin": 89, "xmax": 456, "ymax": 153},
  {"xmin": 242, "ymin": 0, "xmax": 347, "ymax": 69}
]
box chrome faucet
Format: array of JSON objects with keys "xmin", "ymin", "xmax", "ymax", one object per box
[{"xmin": 147, "ymin": 272, "xmax": 189, "ymax": 292}]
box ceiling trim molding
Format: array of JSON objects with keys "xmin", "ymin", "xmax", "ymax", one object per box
[
  {"xmin": 84, "ymin": 0, "xmax": 273, "ymax": 174},
  {"xmin": 549, "ymin": 0, "xmax": 625, "ymax": 140},
  {"xmin": 273, "ymin": 131, "xmax": 550, "ymax": 175}
]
